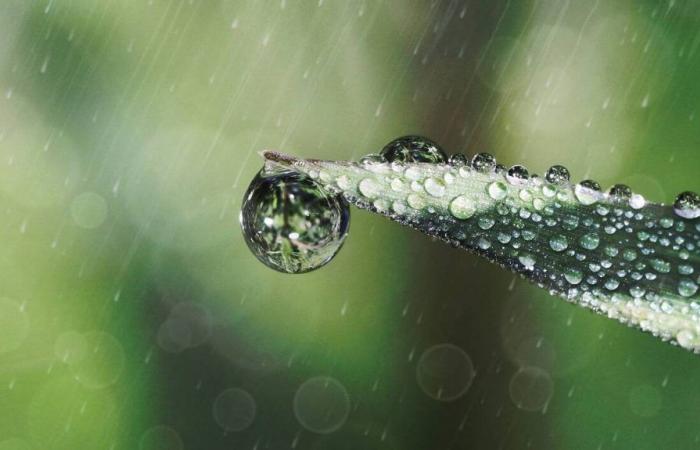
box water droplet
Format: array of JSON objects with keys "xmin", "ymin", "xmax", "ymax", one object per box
[
  {"xmin": 518, "ymin": 253, "xmax": 536, "ymax": 270},
  {"xmin": 471, "ymin": 153, "xmax": 496, "ymax": 172},
  {"xmin": 678, "ymin": 279, "xmax": 698, "ymax": 297},
  {"xmin": 545, "ymin": 165, "xmax": 570, "ymax": 185},
  {"xmin": 487, "ymin": 181, "xmax": 508, "ymax": 200},
  {"xmin": 424, "ymin": 177, "xmax": 446, "ymax": 197},
  {"xmin": 506, "ymin": 165, "xmax": 529, "ymax": 185},
  {"xmin": 448, "ymin": 153, "xmax": 469, "ymax": 166},
  {"xmin": 358, "ymin": 178, "xmax": 381, "ymax": 199},
  {"xmin": 549, "ymin": 235, "xmax": 568, "ymax": 252},
  {"xmin": 650, "ymin": 258, "xmax": 671, "ymax": 274},
  {"xmin": 407, "ymin": 194, "xmax": 426, "ymax": 210},
  {"xmin": 673, "ymin": 191, "xmax": 700, "ymax": 219},
  {"xmin": 449, "ymin": 196, "xmax": 476, "ymax": 220},
  {"xmin": 564, "ymin": 268, "xmax": 583, "ymax": 285},
  {"xmin": 629, "ymin": 193, "xmax": 646, "ymax": 209},
  {"xmin": 359, "ymin": 153, "xmax": 386, "ymax": 165},
  {"xmin": 380, "ymin": 136, "xmax": 447, "ymax": 163},
  {"xmin": 579, "ymin": 233, "xmax": 600, "ymax": 250},
  {"xmin": 574, "ymin": 180, "xmax": 601, "ymax": 205},
  {"xmin": 240, "ymin": 171, "xmax": 350, "ymax": 274},
  {"xmin": 608, "ymin": 184, "xmax": 632, "ymax": 203}
]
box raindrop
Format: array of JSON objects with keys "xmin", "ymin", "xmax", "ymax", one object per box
[
  {"xmin": 358, "ymin": 178, "xmax": 381, "ymax": 199},
  {"xmin": 471, "ymin": 153, "xmax": 496, "ymax": 172},
  {"xmin": 608, "ymin": 184, "xmax": 632, "ymax": 203},
  {"xmin": 448, "ymin": 153, "xmax": 469, "ymax": 166},
  {"xmin": 678, "ymin": 279, "xmax": 698, "ymax": 297},
  {"xmin": 564, "ymin": 268, "xmax": 583, "ymax": 285},
  {"xmin": 487, "ymin": 181, "xmax": 508, "ymax": 200},
  {"xmin": 579, "ymin": 233, "xmax": 600, "ymax": 250},
  {"xmin": 379, "ymin": 136, "xmax": 447, "ymax": 163},
  {"xmin": 545, "ymin": 165, "xmax": 570, "ymax": 185},
  {"xmin": 506, "ymin": 165, "xmax": 529, "ymax": 185},
  {"xmin": 424, "ymin": 177, "xmax": 446, "ymax": 197},
  {"xmin": 359, "ymin": 153, "xmax": 386, "ymax": 165},
  {"xmin": 240, "ymin": 170, "xmax": 350, "ymax": 274},
  {"xmin": 549, "ymin": 235, "xmax": 568, "ymax": 252},
  {"xmin": 449, "ymin": 196, "xmax": 476, "ymax": 220},
  {"xmin": 574, "ymin": 180, "xmax": 601, "ymax": 205},
  {"xmin": 673, "ymin": 191, "xmax": 700, "ymax": 219}
]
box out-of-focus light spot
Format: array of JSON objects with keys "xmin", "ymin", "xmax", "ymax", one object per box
[
  {"xmin": 139, "ymin": 426, "xmax": 184, "ymax": 450},
  {"xmin": 629, "ymin": 384, "xmax": 662, "ymax": 417},
  {"xmin": 0, "ymin": 298, "xmax": 29, "ymax": 354},
  {"xmin": 70, "ymin": 192, "xmax": 108, "ymax": 229},
  {"xmin": 54, "ymin": 331, "xmax": 88, "ymax": 365},
  {"xmin": 70, "ymin": 331, "xmax": 125, "ymax": 389},
  {"xmin": 212, "ymin": 388, "xmax": 257, "ymax": 432},
  {"xmin": 294, "ymin": 376, "xmax": 350, "ymax": 434},
  {"xmin": 416, "ymin": 343, "xmax": 475, "ymax": 402},
  {"xmin": 509, "ymin": 366, "xmax": 553, "ymax": 412}
]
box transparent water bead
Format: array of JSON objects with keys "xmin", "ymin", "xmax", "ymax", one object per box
[
  {"xmin": 673, "ymin": 191, "xmax": 700, "ymax": 219},
  {"xmin": 506, "ymin": 165, "xmax": 529, "ymax": 185},
  {"xmin": 448, "ymin": 153, "xmax": 469, "ymax": 166},
  {"xmin": 471, "ymin": 153, "xmax": 496, "ymax": 172},
  {"xmin": 240, "ymin": 170, "xmax": 350, "ymax": 274},
  {"xmin": 380, "ymin": 135, "xmax": 447, "ymax": 164},
  {"xmin": 545, "ymin": 165, "xmax": 570, "ymax": 185},
  {"xmin": 608, "ymin": 184, "xmax": 632, "ymax": 203}
]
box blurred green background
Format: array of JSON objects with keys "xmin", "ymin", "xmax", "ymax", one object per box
[{"xmin": 1, "ymin": 1, "xmax": 700, "ymax": 449}]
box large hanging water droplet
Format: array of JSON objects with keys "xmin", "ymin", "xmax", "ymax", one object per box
[
  {"xmin": 240, "ymin": 170, "xmax": 350, "ymax": 274},
  {"xmin": 545, "ymin": 165, "xmax": 570, "ymax": 185},
  {"xmin": 380, "ymin": 135, "xmax": 447, "ymax": 164},
  {"xmin": 673, "ymin": 191, "xmax": 700, "ymax": 219},
  {"xmin": 471, "ymin": 153, "xmax": 496, "ymax": 172},
  {"xmin": 574, "ymin": 179, "xmax": 601, "ymax": 206}
]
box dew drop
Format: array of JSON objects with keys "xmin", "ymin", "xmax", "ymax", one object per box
[
  {"xmin": 360, "ymin": 153, "xmax": 386, "ymax": 165},
  {"xmin": 673, "ymin": 191, "xmax": 700, "ymax": 219},
  {"xmin": 549, "ymin": 235, "xmax": 568, "ymax": 252},
  {"xmin": 629, "ymin": 193, "xmax": 646, "ymax": 209},
  {"xmin": 358, "ymin": 178, "xmax": 381, "ymax": 199},
  {"xmin": 678, "ymin": 279, "xmax": 699, "ymax": 297},
  {"xmin": 240, "ymin": 170, "xmax": 350, "ymax": 274},
  {"xmin": 545, "ymin": 165, "xmax": 570, "ymax": 185},
  {"xmin": 448, "ymin": 153, "xmax": 469, "ymax": 166},
  {"xmin": 518, "ymin": 253, "xmax": 536, "ymax": 270},
  {"xmin": 579, "ymin": 233, "xmax": 600, "ymax": 250},
  {"xmin": 487, "ymin": 181, "xmax": 508, "ymax": 200},
  {"xmin": 608, "ymin": 184, "xmax": 632, "ymax": 203},
  {"xmin": 471, "ymin": 153, "xmax": 496, "ymax": 172},
  {"xmin": 380, "ymin": 135, "xmax": 447, "ymax": 163},
  {"xmin": 449, "ymin": 196, "xmax": 476, "ymax": 220},
  {"xmin": 574, "ymin": 180, "xmax": 601, "ymax": 206},
  {"xmin": 506, "ymin": 165, "xmax": 529, "ymax": 185},
  {"xmin": 407, "ymin": 194, "xmax": 426, "ymax": 210},
  {"xmin": 424, "ymin": 177, "xmax": 446, "ymax": 197},
  {"xmin": 564, "ymin": 268, "xmax": 583, "ymax": 285}
]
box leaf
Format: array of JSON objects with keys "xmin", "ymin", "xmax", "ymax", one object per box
[{"xmin": 261, "ymin": 150, "xmax": 700, "ymax": 353}]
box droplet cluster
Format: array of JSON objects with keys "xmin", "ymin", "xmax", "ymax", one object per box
[{"xmin": 252, "ymin": 138, "xmax": 700, "ymax": 352}]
